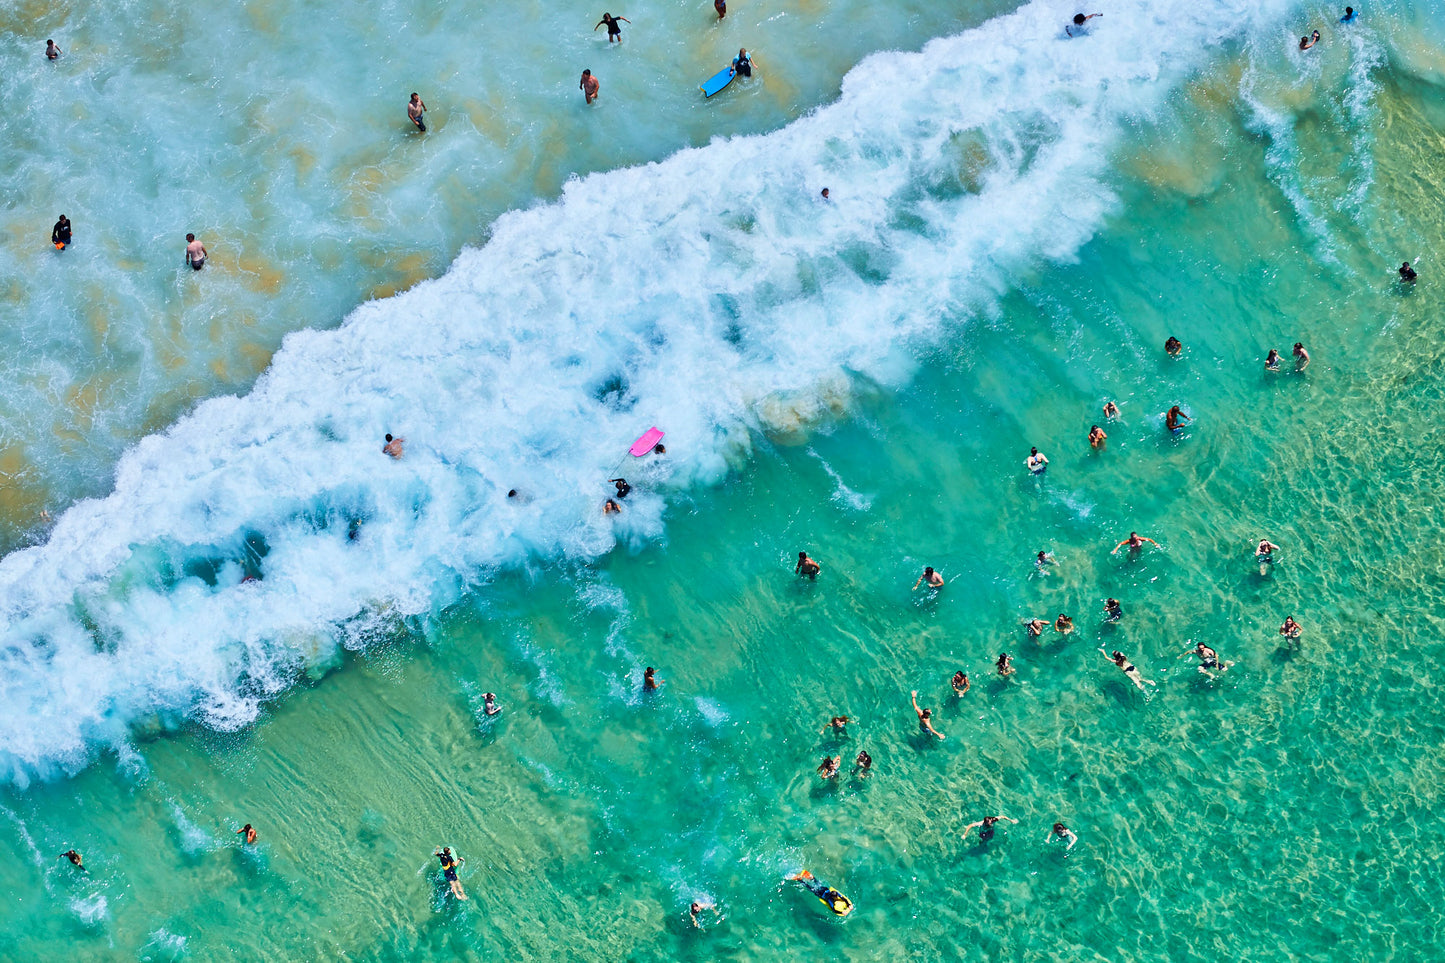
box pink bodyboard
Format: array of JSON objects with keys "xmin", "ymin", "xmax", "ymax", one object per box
[{"xmin": 629, "ymin": 427, "xmax": 665, "ymax": 457}]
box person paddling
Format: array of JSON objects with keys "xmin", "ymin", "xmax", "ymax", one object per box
[{"xmin": 434, "ymin": 847, "xmax": 467, "ymax": 900}]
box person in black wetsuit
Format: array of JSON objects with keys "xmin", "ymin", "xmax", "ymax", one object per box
[
  {"xmin": 435, "ymin": 847, "xmax": 467, "ymax": 900},
  {"xmin": 51, "ymin": 215, "xmax": 71, "ymax": 250},
  {"xmin": 610, "ymin": 478, "xmax": 631, "ymax": 498},
  {"xmin": 1400, "ymin": 260, "xmax": 1418, "ymax": 282},
  {"xmin": 732, "ymin": 48, "xmax": 752, "ymax": 77},
  {"xmin": 595, "ymin": 12, "xmax": 630, "ymax": 41}
]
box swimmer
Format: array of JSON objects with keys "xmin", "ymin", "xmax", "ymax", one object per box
[
  {"xmin": 1102, "ymin": 400, "xmax": 1119, "ymax": 419},
  {"xmin": 1103, "ymin": 598, "xmax": 1123, "ymax": 622},
  {"xmin": 1088, "ymin": 424, "xmax": 1106, "ymax": 449},
  {"xmin": 594, "ymin": 12, "xmax": 630, "ymax": 41},
  {"xmin": 1054, "ymin": 614, "xmax": 1074, "ymax": 635},
  {"xmin": 1164, "ymin": 405, "xmax": 1191, "ymax": 432},
  {"xmin": 1256, "ymin": 539, "xmax": 1280, "ymax": 575},
  {"xmin": 46, "ymin": 39, "xmax": 61, "ymax": 59},
  {"xmin": 653, "ymin": 443, "xmax": 665, "ymax": 454},
  {"xmin": 820, "ymin": 715, "xmax": 849, "ymax": 735},
  {"xmin": 383, "ymin": 433, "xmax": 405, "ymax": 458},
  {"xmin": 714, "ymin": 0, "xmax": 726, "ymax": 19},
  {"xmin": 820, "ymin": 188, "xmax": 830, "ymax": 200},
  {"xmin": 610, "ymin": 478, "xmax": 631, "ymax": 498},
  {"xmin": 1265, "ymin": 348, "xmax": 1281, "ymax": 370},
  {"xmin": 1102, "ymin": 648, "xmax": 1155, "ymax": 691},
  {"xmin": 853, "ymin": 749, "xmax": 873, "ymax": 777},
  {"xmin": 817, "ymin": 755, "xmax": 841, "ymax": 778},
  {"xmin": 962, "ymin": 814, "xmax": 1018, "ymax": 842},
  {"xmin": 788, "ymin": 870, "xmax": 853, "ymax": 916},
  {"xmin": 643, "ymin": 666, "xmax": 660, "ymax": 691},
  {"xmin": 1400, "ymin": 260, "xmax": 1417, "ymax": 282},
  {"xmin": 236, "ymin": 824, "xmax": 257, "ymax": 845},
  {"xmin": 407, "ymin": 92, "xmax": 427, "ymax": 131},
  {"xmin": 796, "ymin": 551, "xmax": 821, "ymax": 579},
  {"xmin": 1299, "ymin": 30, "xmax": 1320, "ymax": 50},
  {"xmin": 996, "ymin": 653, "xmax": 1014, "ymax": 677},
  {"xmin": 1190, "ymin": 642, "xmax": 1234, "ymax": 680},
  {"xmin": 732, "ymin": 48, "xmax": 752, "ymax": 78},
  {"xmin": 1035, "ymin": 550, "xmax": 1056, "ymax": 574},
  {"xmin": 1111, "ymin": 531, "xmax": 1159, "ymax": 555},
  {"xmin": 1065, "ymin": 12, "xmax": 1101, "ymax": 36},
  {"xmin": 58, "ymin": 849, "xmax": 86, "ymax": 872},
  {"xmin": 483, "ymin": 692, "xmax": 501, "ymax": 716},
  {"xmin": 951, "ymin": 671, "xmax": 970, "ymax": 696},
  {"xmin": 580, "ymin": 69, "xmax": 600, "ymax": 103},
  {"xmin": 434, "ymin": 847, "xmax": 467, "ymax": 900},
  {"xmin": 1340, "ymin": 6, "xmax": 1356, "ymax": 22},
  {"xmin": 1024, "ymin": 617, "xmax": 1048, "ymax": 639},
  {"xmin": 911, "ymin": 690, "xmax": 945, "ymax": 740},
  {"xmin": 1293, "ymin": 342, "xmax": 1310, "ymax": 370},
  {"xmin": 1165, "ymin": 336, "xmax": 1182, "ymax": 357},
  {"xmin": 689, "ymin": 900, "xmax": 716, "ymax": 927},
  {"xmin": 1049, "ymin": 822, "xmax": 1078, "ymax": 851},
  {"xmin": 1279, "ymin": 616, "xmax": 1302, "ymax": 641},
  {"xmin": 603, "ymin": 498, "xmax": 621, "ymax": 514},
  {"xmin": 507, "ymin": 489, "xmax": 518, "ymax": 499},
  {"xmin": 185, "ymin": 233, "xmax": 207, "ymax": 270},
  {"xmin": 51, "ymin": 214, "xmax": 71, "ymax": 250},
  {"xmin": 913, "ymin": 566, "xmax": 944, "ymax": 590},
  {"xmin": 1026, "ymin": 447, "xmax": 1049, "ymax": 474}
]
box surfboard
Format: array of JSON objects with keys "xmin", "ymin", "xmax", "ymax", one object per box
[
  {"xmin": 700, "ymin": 67, "xmax": 735, "ymax": 98},
  {"xmin": 629, "ymin": 427, "xmax": 664, "ymax": 456}
]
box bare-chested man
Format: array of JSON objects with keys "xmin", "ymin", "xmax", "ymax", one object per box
[
  {"xmin": 185, "ymin": 233, "xmax": 207, "ymax": 270},
  {"xmin": 408, "ymin": 93, "xmax": 427, "ymax": 132},
  {"xmin": 383, "ymin": 433, "xmax": 405, "ymax": 458}
]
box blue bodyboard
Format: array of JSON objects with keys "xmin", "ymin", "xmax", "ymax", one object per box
[{"xmin": 700, "ymin": 67, "xmax": 735, "ymax": 98}]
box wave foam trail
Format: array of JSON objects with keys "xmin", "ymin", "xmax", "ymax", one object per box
[{"xmin": 0, "ymin": 0, "xmax": 1296, "ymax": 785}]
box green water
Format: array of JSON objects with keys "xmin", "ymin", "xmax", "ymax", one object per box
[{"xmin": 10, "ymin": 13, "xmax": 1445, "ymax": 963}]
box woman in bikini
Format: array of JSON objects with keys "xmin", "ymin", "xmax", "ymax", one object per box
[{"xmin": 1102, "ymin": 648, "xmax": 1154, "ymax": 691}]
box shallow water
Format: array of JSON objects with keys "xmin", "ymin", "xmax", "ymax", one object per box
[{"xmin": 7, "ymin": 0, "xmax": 1445, "ymax": 959}]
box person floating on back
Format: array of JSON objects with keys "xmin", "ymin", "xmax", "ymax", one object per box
[
  {"xmin": 732, "ymin": 48, "xmax": 752, "ymax": 78},
  {"xmin": 580, "ymin": 69, "xmax": 600, "ymax": 104},
  {"xmin": 51, "ymin": 214, "xmax": 71, "ymax": 250},
  {"xmin": 1299, "ymin": 30, "xmax": 1320, "ymax": 50},
  {"xmin": 408, "ymin": 93, "xmax": 427, "ymax": 132},
  {"xmin": 595, "ymin": 12, "xmax": 630, "ymax": 42},
  {"xmin": 185, "ymin": 233, "xmax": 207, "ymax": 270},
  {"xmin": 1400, "ymin": 260, "xmax": 1417, "ymax": 282},
  {"xmin": 46, "ymin": 39, "xmax": 61, "ymax": 60},
  {"xmin": 1066, "ymin": 12, "xmax": 1101, "ymax": 36}
]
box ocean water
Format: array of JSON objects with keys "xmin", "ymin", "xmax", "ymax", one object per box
[{"xmin": 6, "ymin": 0, "xmax": 1445, "ymax": 958}]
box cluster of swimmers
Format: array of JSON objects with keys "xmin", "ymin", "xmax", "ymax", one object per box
[{"xmin": 1300, "ymin": 7, "xmax": 1359, "ymax": 50}]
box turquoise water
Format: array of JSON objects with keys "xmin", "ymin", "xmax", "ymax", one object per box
[{"xmin": 7, "ymin": 0, "xmax": 1445, "ymax": 958}]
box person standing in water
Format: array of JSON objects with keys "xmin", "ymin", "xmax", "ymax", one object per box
[
  {"xmin": 689, "ymin": 900, "xmax": 717, "ymax": 927},
  {"xmin": 1026, "ymin": 447, "xmax": 1049, "ymax": 474},
  {"xmin": 51, "ymin": 214, "xmax": 71, "ymax": 250},
  {"xmin": 1400, "ymin": 260, "xmax": 1417, "ymax": 282},
  {"xmin": 434, "ymin": 847, "xmax": 467, "ymax": 900},
  {"xmin": 1035, "ymin": 549, "xmax": 1056, "ymax": 575},
  {"xmin": 1265, "ymin": 348, "xmax": 1281, "ymax": 370},
  {"xmin": 1112, "ymin": 531, "xmax": 1159, "ymax": 555},
  {"xmin": 714, "ymin": 0, "xmax": 726, "ymax": 19},
  {"xmin": 817, "ymin": 755, "xmax": 841, "ymax": 778},
  {"xmin": 594, "ymin": 12, "xmax": 630, "ymax": 41},
  {"xmin": 1088, "ymin": 425, "xmax": 1106, "ymax": 449},
  {"xmin": 1340, "ymin": 6, "xmax": 1356, "ymax": 22},
  {"xmin": 1279, "ymin": 616, "xmax": 1302, "ymax": 641},
  {"xmin": 1024, "ymin": 617, "xmax": 1049, "ymax": 639},
  {"xmin": 185, "ymin": 233, "xmax": 207, "ymax": 270},
  {"xmin": 1102, "ymin": 400, "xmax": 1119, "ymax": 419},
  {"xmin": 236, "ymin": 824, "xmax": 258, "ymax": 845},
  {"xmin": 1165, "ymin": 336, "xmax": 1182, "ymax": 357},
  {"xmin": 951, "ymin": 671, "xmax": 970, "ymax": 696},
  {"xmin": 643, "ymin": 666, "xmax": 660, "ymax": 691},
  {"xmin": 796, "ymin": 551, "xmax": 821, "ymax": 579},
  {"xmin": 383, "ymin": 433, "xmax": 405, "ymax": 458},
  {"xmin": 580, "ymin": 69, "xmax": 600, "ymax": 103},
  {"xmin": 913, "ymin": 566, "xmax": 944, "ymax": 590},
  {"xmin": 46, "ymin": 39, "xmax": 61, "ymax": 59},
  {"xmin": 1054, "ymin": 614, "xmax": 1074, "ymax": 635},
  {"xmin": 962, "ymin": 813, "xmax": 1018, "ymax": 842},
  {"xmin": 996, "ymin": 653, "xmax": 1015, "ymax": 677},
  {"xmin": 1165, "ymin": 405, "xmax": 1191, "ymax": 432},
  {"xmin": 1103, "ymin": 598, "xmax": 1123, "ymax": 622},
  {"xmin": 911, "ymin": 691, "xmax": 945, "ymax": 740},
  {"xmin": 732, "ymin": 48, "xmax": 752, "ymax": 77},
  {"xmin": 1293, "ymin": 342, "xmax": 1311, "ymax": 370},
  {"xmin": 1255, "ymin": 538, "xmax": 1280, "ymax": 575},
  {"xmin": 852, "ymin": 749, "xmax": 872, "ymax": 777},
  {"xmin": 407, "ymin": 93, "xmax": 427, "ymax": 132},
  {"xmin": 483, "ymin": 692, "xmax": 502, "ymax": 716}
]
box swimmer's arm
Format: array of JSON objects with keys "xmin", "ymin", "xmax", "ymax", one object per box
[
  {"xmin": 998, "ymin": 815, "xmax": 1019, "ymax": 824},
  {"xmin": 618, "ymin": 16, "xmax": 631, "ymax": 22},
  {"xmin": 927, "ymin": 720, "xmax": 945, "ymax": 739},
  {"xmin": 595, "ymin": 19, "xmax": 604, "ymax": 28},
  {"xmin": 1065, "ymin": 832, "xmax": 1077, "ymax": 850},
  {"xmin": 1142, "ymin": 538, "xmax": 1159, "ymax": 547},
  {"xmin": 961, "ymin": 820, "xmax": 982, "ymax": 839},
  {"xmin": 911, "ymin": 690, "xmax": 922, "ymax": 714},
  {"xmin": 1110, "ymin": 541, "xmax": 1127, "ymax": 554},
  {"xmin": 912, "ymin": 576, "xmax": 924, "ymax": 590}
]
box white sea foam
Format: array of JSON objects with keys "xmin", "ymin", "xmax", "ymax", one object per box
[{"xmin": 0, "ymin": 0, "xmax": 1298, "ymax": 785}]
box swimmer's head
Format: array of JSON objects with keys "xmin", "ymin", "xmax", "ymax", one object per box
[
  {"xmin": 1112, "ymin": 651, "xmax": 1125, "ymax": 662},
  {"xmin": 186, "ymin": 233, "xmax": 195, "ymax": 241},
  {"xmin": 799, "ymin": 551, "xmax": 807, "ymax": 560},
  {"xmin": 1053, "ymin": 822, "xmax": 1068, "ymax": 834},
  {"xmin": 411, "ymin": 92, "xmax": 419, "ymax": 100},
  {"xmin": 920, "ymin": 708, "xmax": 931, "ymax": 718},
  {"xmin": 508, "ymin": 489, "xmax": 517, "ymax": 497},
  {"xmin": 653, "ymin": 443, "xmax": 665, "ymax": 453},
  {"xmin": 1073, "ymin": 13, "xmax": 1086, "ymax": 24},
  {"xmin": 821, "ymin": 188, "xmax": 830, "ymax": 198},
  {"xmin": 385, "ymin": 433, "xmax": 393, "ymax": 442},
  {"xmin": 924, "ymin": 566, "xmax": 934, "ymax": 576},
  {"xmin": 1030, "ymin": 447, "xmax": 1039, "ymax": 456},
  {"xmin": 582, "ymin": 69, "xmax": 592, "ymax": 77}
]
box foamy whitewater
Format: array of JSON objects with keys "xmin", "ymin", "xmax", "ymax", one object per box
[{"xmin": 0, "ymin": 0, "xmax": 1301, "ymax": 784}]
